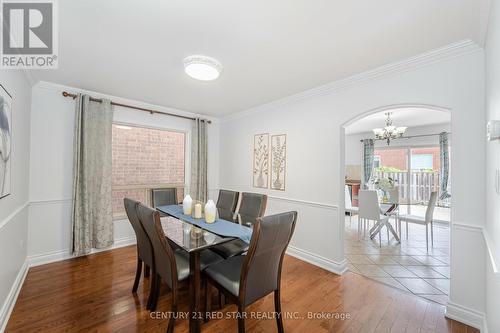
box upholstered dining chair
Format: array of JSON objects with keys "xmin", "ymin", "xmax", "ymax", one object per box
[
  {"xmin": 211, "ymin": 192, "xmax": 268, "ymax": 259},
  {"xmin": 216, "ymin": 189, "xmax": 240, "ymax": 222},
  {"xmin": 151, "ymin": 188, "xmax": 178, "ymax": 208},
  {"xmin": 398, "ymin": 191, "xmax": 438, "ymax": 252},
  {"xmin": 204, "ymin": 211, "xmax": 298, "ymax": 333},
  {"xmin": 137, "ymin": 203, "xmax": 223, "ymax": 325},
  {"xmin": 358, "ymin": 190, "xmax": 391, "ymax": 245},
  {"xmin": 124, "ymin": 198, "xmax": 155, "ymax": 309}
]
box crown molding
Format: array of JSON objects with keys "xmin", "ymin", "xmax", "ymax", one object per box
[{"xmin": 221, "ymin": 39, "xmax": 483, "ymax": 123}]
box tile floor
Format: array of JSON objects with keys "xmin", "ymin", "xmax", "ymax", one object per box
[{"xmin": 345, "ymin": 214, "xmax": 450, "ymax": 305}]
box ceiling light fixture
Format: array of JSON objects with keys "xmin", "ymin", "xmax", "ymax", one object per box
[
  {"xmin": 372, "ymin": 112, "xmax": 407, "ymax": 145},
  {"xmin": 183, "ymin": 55, "xmax": 222, "ymax": 81}
]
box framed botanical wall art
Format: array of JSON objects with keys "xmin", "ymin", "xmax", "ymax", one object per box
[
  {"xmin": 253, "ymin": 133, "xmax": 269, "ymax": 188},
  {"xmin": 0, "ymin": 84, "xmax": 12, "ymax": 199},
  {"xmin": 271, "ymin": 134, "xmax": 286, "ymax": 191}
]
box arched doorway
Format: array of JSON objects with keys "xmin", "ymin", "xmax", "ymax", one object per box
[{"xmin": 339, "ymin": 104, "xmax": 452, "ymax": 305}]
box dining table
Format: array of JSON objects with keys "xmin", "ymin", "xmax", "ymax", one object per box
[
  {"xmin": 368, "ymin": 199, "xmax": 426, "ymax": 242},
  {"xmin": 156, "ymin": 204, "xmax": 253, "ymax": 333}
]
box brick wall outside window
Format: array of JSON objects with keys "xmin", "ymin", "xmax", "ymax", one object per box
[{"xmin": 111, "ymin": 124, "xmax": 185, "ymax": 217}]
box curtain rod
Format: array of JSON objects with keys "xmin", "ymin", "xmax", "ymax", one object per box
[
  {"xmin": 61, "ymin": 91, "xmax": 211, "ymax": 124},
  {"xmin": 359, "ymin": 132, "xmax": 450, "ymax": 142}
]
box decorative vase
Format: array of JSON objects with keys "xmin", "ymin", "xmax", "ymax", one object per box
[
  {"xmin": 205, "ymin": 200, "xmax": 216, "ymax": 223},
  {"xmin": 182, "ymin": 195, "xmax": 193, "ymax": 215}
]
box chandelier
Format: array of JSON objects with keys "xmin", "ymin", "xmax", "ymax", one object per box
[{"xmin": 372, "ymin": 112, "xmax": 407, "ymax": 145}]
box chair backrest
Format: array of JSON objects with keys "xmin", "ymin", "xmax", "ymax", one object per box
[
  {"xmin": 425, "ymin": 191, "xmax": 438, "ymax": 223},
  {"xmin": 345, "ymin": 185, "xmax": 353, "ymax": 209},
  {"xmin": 151, "ymin": 188, "xmax": 178, "ymax": 208},
  {"xmin": 124, "ymin": 198, "xmax": 154, "ymax": 269},
  {"xmin": 216, "ymin": 189, "xmax": 240, "ymax": 222},
  {"xmin": 137, "ymin": 203, "xmax": 178, "ymax": 289},
  {"xmin": 358, "ymin": 190, "xmax": 382, "ymax": 221},
  {"xmin": 238, "ymin": 192, "xmax": 268, "ymax": 227},
  {"xmin": 388, "ymin": 187, "xmax": 399, "ymax": 204},
  {"xmin": 240, "ymin": 211, "xmax": 297, "ymax": 306}
]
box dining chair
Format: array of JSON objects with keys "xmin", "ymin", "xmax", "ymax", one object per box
[
  {"xmin": 151, "ymin": 188, "xmax": 178, "ymax": 208},
  {"xmin": 216, "ymin": 189, "xmax": 239, "ymax": 222},
  {"xmin": 204, "ymin": 211, "xmax": 298, "ymax": 333},
  {"xmin": 124, "ymin": 198, "xmax": 155, "ymax": 309},
  {"xmin": 345, "ymin": 185, "xmax": 358, "ymax": 226},
  {"xmin": 398, "ymin": 191, "xmax": 438, "ymax": 252},
  {"xmin": 358, "ymin": 190, "xmax": 391, "ymax": 245},
  {"xmin": 211, "ymin": 192, "xmax": 267, "ymax": 259},
  {"xmin": 137, "ymin": 203, "xmax": 224, "ymax": 329}
]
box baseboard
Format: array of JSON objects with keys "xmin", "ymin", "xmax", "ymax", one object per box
[
  {"xmin": 0, "ymin": 260, "xmax": 29, "ymax": 333},
  {"xmin": 27, "ymin": 236, "xmax": 136, "ymax": 267},
  {"xmin": 445, "ymin": 301, "xmax": 487, "ymax": 332},
  {"xmin": 286, "ymin": 245, "xmax": 348, "ymax": 275}
]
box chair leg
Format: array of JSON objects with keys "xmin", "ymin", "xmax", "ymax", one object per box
[
  {"xmin": 150, "ymin": 275, "xmax": 161, "ymax": 311},
  {"xmin": 406, "ymin": 222, "xmax": 409, "ymax": 240},
  {"xmin": 218, "ymin": 290, "xmax": 224, "ymax": 309},
  {"xmin": 144, "ymin": 264, "xmax": 150, "ymax": 278},
  {"xmin": 425, "ymin": 224, "xmax": 429, "ymax": 253},
  {"xmin": 204, "ymin": 280, "xmax": 211, "ymax": 323},
  {"xmin": 132, "ymin": 259, "xmax": 142, "ymax": 293},
  {"xmin": 146, "ymin": 271, "xmax": 156, "ymax": 310},
  {"xmin": 378, "ymin": 225, "xmax": 382, "ymax": 247},
  {"xmin": 167, "ymin": 295, "xmax": 178, "ymax": 333},
  {"xmin": 386, "ymin": 222, "xmax": 390, "ymax": 244},
  {"xmin": 274, "ymin": 290, "xmax": 284, "ymax": 333},
  {"xmin": 238, "ymin": 304, "xmax": 246, "ymax": 333},
  {"xmin": 430, "ymin": 221, "xmax": 434, "ymax": 248}
]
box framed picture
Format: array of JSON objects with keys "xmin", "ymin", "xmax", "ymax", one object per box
[
  {"xmin": 271, "ymin": 134, "xmax": 286, "ymax": 191},
  {"xmin": 253, "ymin": 133, "xmax": 269, "ymax": 188},
  {"xmin": 0, "ymin": 84, "xmax": 12, "ymax": 199}
]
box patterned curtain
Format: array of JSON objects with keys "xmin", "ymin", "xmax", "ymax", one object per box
[
  {"xmin": 363, "ymin": 139, "xmax": 375, "ymax": 189},
  {"xmin": 439, "ymin": 132, "xmax": 451, "ymax": 200},
  {"xmin": 71, "ymin": 95, "xmax": 114, "ymax": 255},
  {"xmin": 190, "ymin": 118, "xmax": 208, "ymax": 202}
]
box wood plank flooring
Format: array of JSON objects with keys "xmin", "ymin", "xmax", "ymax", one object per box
[{"xmin": 5, "ymin": 246, "xmax": 479, "ymax": 332}]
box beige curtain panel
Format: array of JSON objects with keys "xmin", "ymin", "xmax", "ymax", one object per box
[
  {"xmin": 190, "ymin": 118, "xmax": 208, "ymax": 202},
  {"xmin": 71, "ymin": 94, "xmax": 114, "ymax": 255}
]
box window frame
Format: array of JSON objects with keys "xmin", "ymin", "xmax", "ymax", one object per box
[{"xmin": 111, "ymin": 121, "xmax": 190, "ymax": 220}]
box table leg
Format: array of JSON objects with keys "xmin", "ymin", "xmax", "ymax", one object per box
[{"xmin": 189, "ymin": 252, "xmax": 201, "ymax": 333}]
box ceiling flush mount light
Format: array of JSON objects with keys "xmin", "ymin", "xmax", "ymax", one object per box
[
  {"xmin": 183, "ymin": 55, "xmax": 222, "ymax": 81},
  {"xmin": 372, "ymin": 112, "xmax": 407, "ymax": 145}
]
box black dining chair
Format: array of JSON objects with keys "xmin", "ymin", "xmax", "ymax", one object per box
[
  {"xmin": 124, "ymin": 198, "xmax": 155, "ymax": 309},
  {"xmin": 137, "ymin": 203, "xmax": 224, "ymax": 323},
  {"xmin": 204, "ymin": 211, "xmax": 298, "ymax": 333},
  {"xmin": 151, "ymin": 188, "xmax": 178, "ymax": 208},
  {"xmin": 211, "ymin": 192, "xmax": 267, "ymax": 259},
  {"xmin": 216, "ymin": 189, "xmax": 239, "ymax": 222}
]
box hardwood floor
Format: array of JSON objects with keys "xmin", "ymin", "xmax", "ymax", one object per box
[{"xmin": 6, "ymin": 246, "xmax": 478, "ymax": 333}]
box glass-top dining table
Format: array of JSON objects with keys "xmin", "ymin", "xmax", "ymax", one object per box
[
  {"xmin": 156, "ymin": 205, "xmax": 252, "ymax": 333},
  {"xmin": 368, "ymin": 199, "xmax": 429, "ymax": 242}
]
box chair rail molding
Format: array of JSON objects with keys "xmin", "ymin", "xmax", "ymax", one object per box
[{"xmin": 0, "ymin": 202, "xmax": 29, "ymax": 230}]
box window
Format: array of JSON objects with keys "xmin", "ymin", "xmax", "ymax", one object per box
[
  {"xmin": 111, "ymin": 124, "xmax": 186, "ymax": 219},
  {"xmin": 411, "ymin": 154, "xmax": 433, "ymax": 171},
  {"xmin": 373, "ymin": 156, "xmax": 381, "ymax": 169}
]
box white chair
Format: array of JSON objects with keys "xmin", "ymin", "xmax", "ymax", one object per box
[
  {"xmin": 345, "ymin": 185, "xmax": 359, "ymax": 226},
  {"xmin": 358, "ymin": 190, "xmax": 391, "ymax": 246},
  {"xmin": 398, "ymin": 191, "xmax": 438, "ymax": 252}
]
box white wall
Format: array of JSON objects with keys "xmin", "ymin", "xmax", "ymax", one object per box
[
  {"xmin": 27, "ymin": 81, "xmax": 220, "ymax": 265},
  {"xmin": 0, "ymin": 71, "xmax": 32, "ymax": 330},
  {"xmin": 484, "ymin": 0, "xmax": 500, "ymax": 331},
  {"xmin": 219, "ymin": 46, "xmax": 486, "ymax": 328}
]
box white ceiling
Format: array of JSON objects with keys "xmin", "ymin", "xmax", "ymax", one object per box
[
  {"xmin": 344, "ymin": 108, "xmax": 451, "ymax": 135},
  {"xmin": 31, "ymin": 0, "xmax": 488, "ymax": 116}
]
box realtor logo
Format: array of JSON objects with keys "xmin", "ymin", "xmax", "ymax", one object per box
[{"xmin": 1, "ymin": 0, "xmax": 58, "ymax": 69}]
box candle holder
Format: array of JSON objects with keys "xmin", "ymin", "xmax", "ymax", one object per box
[{"xmin": 192, "ymin": 200, "xmax": 204, "ymax": 219}]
